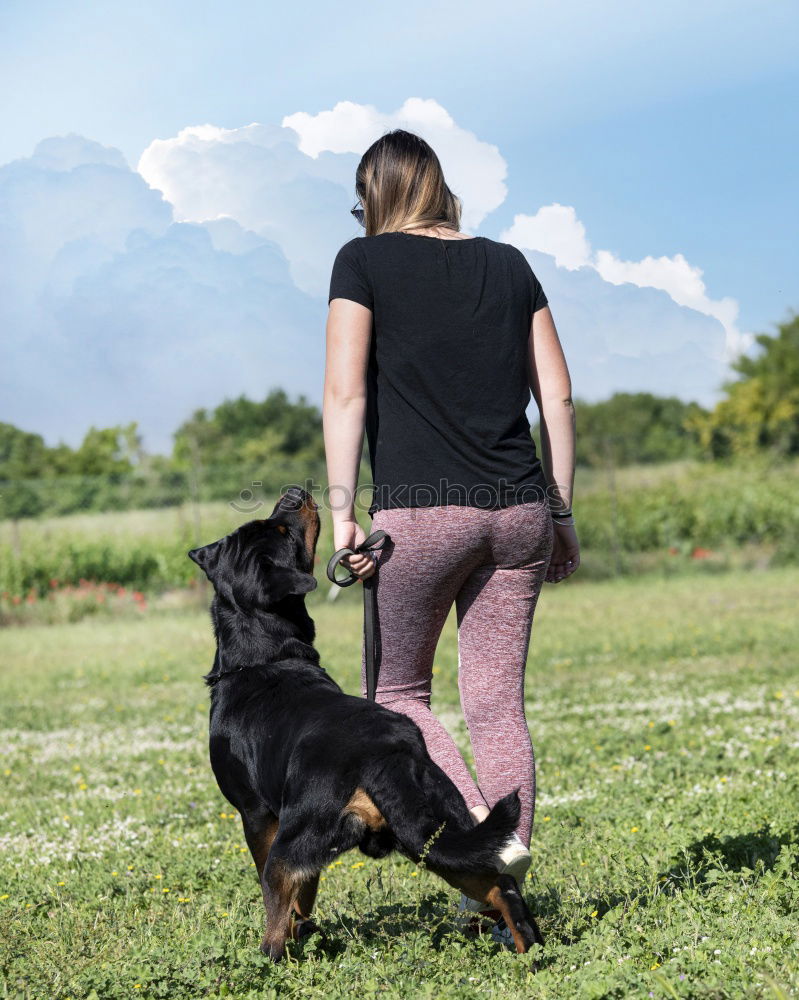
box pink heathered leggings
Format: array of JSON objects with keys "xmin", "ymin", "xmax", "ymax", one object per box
[{"xmin": 363, "ymin": 500, "xmax": 554, "ymax": 848}]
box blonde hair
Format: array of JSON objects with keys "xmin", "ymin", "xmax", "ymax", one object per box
[{"xmin": 355, "ymin": 129, "xmax": 463, "ymax": 237}]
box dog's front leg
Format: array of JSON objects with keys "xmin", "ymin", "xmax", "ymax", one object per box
[
  {"xmin": 261, "ymin": 853, "xmax": 302, "ymax": 961},
  {"xmin": 242, "ymin": 811, "xmax": 279, "ymax": 886}
]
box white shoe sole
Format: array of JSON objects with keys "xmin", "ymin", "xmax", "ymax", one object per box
[
  {"xmin": 498, "ymin": 848, "xmax": 531, "ymax": 884},
  {"xmin": 496, "ymin": 835, "xmax": 531, "ymax": 884}
]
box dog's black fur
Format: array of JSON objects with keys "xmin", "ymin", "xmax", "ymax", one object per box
[{"xmin": 189, "ymin": 487, "xmax": 545, "ymax": 961}]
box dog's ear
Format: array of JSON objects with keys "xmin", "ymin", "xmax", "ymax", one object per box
[
  {"xmin": 188, "ymin": 539, "xmax": 222, "ymax": 581},
  {"xmin": 264, "ymin": 566, "xmax": 317, "ymax": 604}
]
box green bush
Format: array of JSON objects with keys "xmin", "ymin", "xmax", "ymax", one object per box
[
  {"xmin": 1, "ymin": 457, "xmax": 797, "ymax": 598},
  {"xmin": 575, "ymin": 457, "xmax": 798, "ymax": 553}
]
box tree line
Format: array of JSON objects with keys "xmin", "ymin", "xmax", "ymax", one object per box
[{"xmin": 1, "ymin": 313, "xmax": 796, "ymax": 517}]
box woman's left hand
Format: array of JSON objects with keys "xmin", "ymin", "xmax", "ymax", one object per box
[{"xmin": 332, "ymin": 519, "xmax": 377, "ymax": 580}]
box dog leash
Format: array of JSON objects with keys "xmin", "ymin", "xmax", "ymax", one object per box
[{"xmin": 325, "ymin": 529, "xmax": 390, "ymax": 702}]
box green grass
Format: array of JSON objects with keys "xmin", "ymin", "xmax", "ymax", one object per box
[{"xmin": 1, "ymin": 567, "xmax": 798, "ymax": 998}]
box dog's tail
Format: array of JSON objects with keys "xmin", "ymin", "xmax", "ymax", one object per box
[
  {"xmin": 364, "ymin": 758, "xmax": 521, "ymax": 873},
  {"xmin": 419, "ymin": 790, "xmax": 520, "ymax": 872}
]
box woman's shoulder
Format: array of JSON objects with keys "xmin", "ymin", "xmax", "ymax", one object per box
[
  {"xmin": 355, "ymin": 231, "xmax": 517, "ymax": 250},
  {"xmin": 489, "ymin": 238, "xmax": 528, "ymax": 259},
  {"xmin": 341, "ymin": 232, "xmax": 528, "ymax": 266},
  {"xmin": 336, "ymin": 231, "xmax": 530, "ymax": 272},
  {"xmin": 334, "ymin": 235, "xmax": 365, "ymax": 254},
  {"xmin": 331, "ymin": 237, "xmax": 368, "ymax": 271}
]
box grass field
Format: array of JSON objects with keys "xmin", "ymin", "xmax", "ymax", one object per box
[{"xmin": 1, "ymin": 565, "xmax": 798, "ymax": 999}]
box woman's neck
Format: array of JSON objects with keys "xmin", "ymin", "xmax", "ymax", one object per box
[{"xmin": 400, "ymin": 225, "xmax": 474, "ymax": 240}]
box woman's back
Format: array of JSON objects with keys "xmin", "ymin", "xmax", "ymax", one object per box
[{"xmin": 328, "ymin": 231, "xmax": 549, "ymax": 513}]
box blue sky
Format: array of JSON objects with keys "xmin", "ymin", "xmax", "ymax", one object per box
[{"xmin": 1, "ymin": 0, "xmax": 796, "ymax": 452}]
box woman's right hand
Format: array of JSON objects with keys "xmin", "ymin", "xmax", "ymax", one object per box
[
  {"xmin": 546, "ymin": 521, "xmax": 580, "ymax": 583},
  {"xmin": 332, "ymin": 519, "xmax": 376, "ymax": 581}
]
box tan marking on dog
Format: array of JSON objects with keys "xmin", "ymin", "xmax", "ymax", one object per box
[
  {"xmin": 291, "ymin": 494, "xmax": 320, "ymax": 562},
  {"xmin": 301, "ymin": 509, "xmax": 320, "ymax": 561},
  {"xmin": 485, "ymin": 883, "xmax": 529, "ymax": 953},
  {"xmin": 244, "ymin": 814, "xmax": 279, "ymax": 881},
  {"xmin": 261, "ymin": 857, "xmax": 302, "ymax": 961},
  {"xmin": 342, "ymin": 787, "xmax": 387, "ymax": 829}
]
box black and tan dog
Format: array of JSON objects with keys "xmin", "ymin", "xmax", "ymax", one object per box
[{"xmin": 189, "ymin": 486, "xmax": 545, "ymax": 961}]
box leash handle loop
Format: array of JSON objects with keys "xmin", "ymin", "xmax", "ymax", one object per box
[
  {"xmin": 325, "ymin": 528, "xmax": 390, "ymax": 702},
  {"xmin": 325, "ymin": 529, "xmax": 389, "ymax": 587}
]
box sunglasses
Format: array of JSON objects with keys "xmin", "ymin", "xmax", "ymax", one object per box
[{"xmin": 351, "ymin": 200, "xmax": 365, "ymax": 227}]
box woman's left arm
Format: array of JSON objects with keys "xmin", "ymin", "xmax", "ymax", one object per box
[{"xmin": 323, "ymin": 297, "xmax": 375, "ymax": 579}]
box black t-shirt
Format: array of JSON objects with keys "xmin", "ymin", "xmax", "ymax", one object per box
[{"xmin": 328, "ymin": 231, "xmax": 550, "ymax": 515}]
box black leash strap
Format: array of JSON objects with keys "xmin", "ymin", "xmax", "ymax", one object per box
[{"xmin": 325, "ymin": 529, "xmax": 390, "ymax": 702}]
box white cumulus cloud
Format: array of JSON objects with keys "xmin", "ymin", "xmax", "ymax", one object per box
[
  {"xmin": 504, "ymin": 204, "xmax": 593, "ymax": 272},
  {"xmin": 0, "ymin": 135, "xmax": 324, "ymax": 452},
  {"xmin": 1, "ymin": 102, "xmax": 753, "ymax": 454},
  {"xmin": 504, "ymin": 207, "xmax": 751, "ymax": 362},
  {"xmin": 283, "ymin": 97, "xmax": 508, "ymax": 232}
]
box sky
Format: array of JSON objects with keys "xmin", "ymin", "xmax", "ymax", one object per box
[{"xmin": 1, "ymin": 0, "xmax": 797, "ymax": 454}]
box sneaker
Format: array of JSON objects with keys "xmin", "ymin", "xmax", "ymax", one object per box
[
  {"xmin": 496, "ymin": 832, "xmax": 532, "ymax": 884},
  {"xmin": 490, "ymin": 916, "xmax": 515, "ymax": 949}
]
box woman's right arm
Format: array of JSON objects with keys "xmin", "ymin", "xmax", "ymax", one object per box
[
  {"xmin": 323, "ymin": 296, "xmax": 375, "ymax": 580},
  {"xmin": 527, "ymin": 305, "xmax": 580, "ymax": 582}
]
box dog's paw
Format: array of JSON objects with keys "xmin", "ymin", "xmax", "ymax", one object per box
[{"xmin": 260, "ymin": 938, "xmax": 286, "ymax": 962}]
